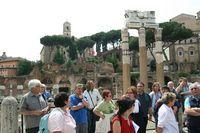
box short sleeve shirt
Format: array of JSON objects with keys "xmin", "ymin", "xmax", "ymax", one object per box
[
  {"xmin": 19, "ymin": 92, "xmax": 47, "ymax": 129},
  {"xmin": 184, "ymin": 97, "xmax": 190, "ymax": 108},
  {"xmin": 48, "ymin": 108, "xmax": 76, "ymax": 133},
  {"xmin": 94, "ymin": 100, "xmax": 116, "ymax": 114},
  {"xmin": 83, "ymin": 89, "xmax": 102, "ymax": 109},
  {"xmin": 69, "ymin": 94, "xmax": 88, "ymax": 124},
  {"xmin": 158, "ymin": 104, "xmax": 179, "ymax": 133}
]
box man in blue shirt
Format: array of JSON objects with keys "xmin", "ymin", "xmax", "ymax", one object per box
[
  {"xmin": 184, "ymin": 82, "xmax": 200, "ymax": 133},
  {"xmin": 70, "ymin": 83, "xmax": 89, "ymax": 133},
  {"xmin": 41, "ymin": 84, "xmax": 53, "ymax": 101}
]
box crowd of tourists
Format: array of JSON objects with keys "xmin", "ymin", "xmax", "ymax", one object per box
[{"xmin": 20, "ymin": 77, "xmax": 200, "ymax": 133}]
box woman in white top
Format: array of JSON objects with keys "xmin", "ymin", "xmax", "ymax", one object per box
[
  {"xmin": 149, "ymin": 82, "xmax": 162, "ymax": 126},
  {"xmin": 48, "ymin": 92, "xmax": 76, "ymax": 133},
  {"xmin": 157, "ymin": 92, "xmax": 179, "ymax": 133}
]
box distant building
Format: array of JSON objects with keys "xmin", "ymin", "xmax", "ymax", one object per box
[
  {"xmin": 169, "ymin": 11, "xmax": 200, "ymax": 72},
  {"xmin": 0, "ymin": 52, "xmax": 23, "ymax": 77},
  {"xmin": 170, "ymin": 11, "xmax": 200, "ymax": 35}
]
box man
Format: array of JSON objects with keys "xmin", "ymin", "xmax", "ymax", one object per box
[
  {"xmin": 157, "ymin": 92, "xmax": 179, "ymax": 133},
  {"xmin": 70, "ymin": 83, "xmax": 89, "ymax": 133},
  {"xmin": 137, "ymin": 81, "xmax": 152, "ymax": 133},
  {"xmin": 176, "ymin": 77, "xmax": 191, "ymax": 132},
  {"xmin": 20, "ymin": 79, "xmax": 49, "ymax": 133},
  {"xmin": 184, "ymin": 82, "xmax": 200, "ymax": 133},
  {"xmin": 167, "ymin": 81, "xmax": 181, "ymax": 128},
  {"xmin": 41, "ymin": 83, "xmax": 53, "ymax": 101},
  {"xmin": 176, "ymin": 77, "xmax": 191, "ymax": 100},
  {"xmin": 83, "ymin": 80, "xmax": 102, "ymax": 133},
  {"xmin": 167, "ymin": 81, "xmax": 177, "ymax": 94}
]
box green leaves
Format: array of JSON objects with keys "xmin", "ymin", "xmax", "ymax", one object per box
[
  {"xmin": 17, "ymin": 59, "xmax": 34, "ymax": 76},
  {"xmin": 53, "ymin": 47, "xmax": 64, "ymax": 65},
  {"xmin": 159, "ymin": 21, "xmax": 193, "ymax": 42},
  {"xmin": 40, "ymin": 35, "xmax": 72, "ymax": 47},
  {"xmin": 76, "ymin": 37, "xmax": 95, "ymax": 55}
]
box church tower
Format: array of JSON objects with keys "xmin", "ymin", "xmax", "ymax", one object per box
[{"xmin": 63, "ymin": 21, "xmax": 71, "ymax": 37}]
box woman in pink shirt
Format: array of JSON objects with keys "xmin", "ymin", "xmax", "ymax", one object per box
[{"xmin": 48, "ymin": 92, "xmax": 76, "ymax": 133}]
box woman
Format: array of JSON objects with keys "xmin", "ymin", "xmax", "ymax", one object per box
[
  {"xmin": 125, "ymin": 86, "xmax": 143, "ymax": 133},
  {"xmin": 93, "ymin": 89, "xmax": 116, "ymax": 133},
  {"xmin": 157, "ymin": 92, "xmax": 179, "ymax": 133},
  {"xmin": 111, "ymin": 96, "xmax": 136, "ymax": 133},
  {"xmin": 48, "ymin": 92, "xmax": 76, "ymax": 133},
  {"xmin": 149, "ymin": 82, "xmax": 161, "ymax": 126}
]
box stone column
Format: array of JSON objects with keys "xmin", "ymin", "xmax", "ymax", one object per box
[
  {"xmin": 138, "ymin": 28, "xmax": 148, "ymax": 91},
  {"xmin": 1, "ymin": 96, "xmax": 18, "ymax": 133},
  {"xmin": 155, "ymin": 28, "xmax": 164, "ymax": 85},
  {"xmin": 121, "ymin": 28, "xmax": 131, "ymax": 93}
]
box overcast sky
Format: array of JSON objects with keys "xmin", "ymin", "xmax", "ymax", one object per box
[{"xmin": 0, "ymin": 0, "xmax": 199, "ymax": 61}]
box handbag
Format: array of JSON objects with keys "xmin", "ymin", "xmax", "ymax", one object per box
[{"xmin": 87, "ymin": 90, "xmax": 100, "ymax": 121}]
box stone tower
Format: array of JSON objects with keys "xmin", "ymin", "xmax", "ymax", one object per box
[
  {"xmin": 63, "ymin": 21, "xmax": 71, "ymax": 37},
  {"xmin": 197, "ymin": 11, "xmax": 200, "ymax": 20}
]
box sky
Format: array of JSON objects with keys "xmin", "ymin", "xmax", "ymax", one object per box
[{"xmin": 0, "ymin": 0, "xmax": 199, "ymax": 61}]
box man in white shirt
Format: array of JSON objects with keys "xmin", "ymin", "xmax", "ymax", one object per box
[
  {"xmin": 83, "ymin": 80, "xmax": 102, "ymax": 133},
  {"xmin": 157, "ymin": 92, "xmax": 179, "ymax": 133}
]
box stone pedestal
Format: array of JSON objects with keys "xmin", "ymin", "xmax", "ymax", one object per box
[
  {"xmin": 155, "ymin": 28, "xmax": 164, "ymax": 85},
  {"xmin": 138, "ymin": 28, "xmax": 148, "ymax": 91},
  {"xmin": 121, "ymin": 28, "xmax": 131, "ymax": 93},
  {"xmin": 1, "ymin": 96, "xmax": 18, "ymax": 133}
]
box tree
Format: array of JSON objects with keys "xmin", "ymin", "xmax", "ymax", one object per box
[
  {"xmin": 105, "ymin": 53, "xmax": 119, "ymax": 72},
  {"xmin": 91, "ymin": 32, "xmax": 106, "ymax": 53},
  {"xmin": 68, "ymin": 42, "xmax": 77, "ymax": 60},
  {"xmin": 160, "ymin": 22, "xmax": 193, "ymax": 43},
  {"xmin": 53, "ymin": 47, "xmax": 65, "ymax": 65},
  {"xmin": 76, "ymin": 37, "xmax": 95, "ymax": 56},
  {"xmin": 143, "ymin": 22, "xmax": 193, "ymax": 64},
  {"xmin": 105, "ymin": 30, "xmax": 121, "ymax": 48},
  {"xmin": 40, "ymin": 35, "xmax": 72, "ymax": 47},
  {"xmin": 129, "ymin": 36, "xmax": 139, "ymax": 51},
  {"xmin": 160, "ymin": 21, "xmax": 193, "ymax": 70},
  {"xmin": 17, "ymin": 59, "xmax": 34, "ymax": 76}
]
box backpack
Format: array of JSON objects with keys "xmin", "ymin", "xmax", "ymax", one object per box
[{"xmin": 38, "ymin": 113, "xmax": 50, "ymax": 133}]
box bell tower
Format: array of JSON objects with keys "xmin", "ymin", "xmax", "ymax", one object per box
[{"xmin": 63, "ymin": 21, "xmax": 71, "ymax": 37}]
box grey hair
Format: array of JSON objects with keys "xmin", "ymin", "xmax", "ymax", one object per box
[
  {"xmin": 28, "ymin": 79, "xmax": 41, "ymax": 90},
  {"xmin": 75, "ymin": 83, "xmax": 83, "ymax": 88},
  {"xmin": 167, "ymin": 81, "xmax": 174, "ymax": 86},
  {"xmin": 41, "ymin": 83, "xmax": 46, "ymax": 88},
  {"xmin": 189, "ymin": 82, "xmax": 200, "ymax": 90},
  {"xmin": 161, "ymin": 92, "xmax": 176, "ymax": 104}
]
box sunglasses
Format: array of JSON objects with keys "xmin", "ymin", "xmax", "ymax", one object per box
[{"xmin": 191, "ymin": 87, "xmax": 198, "ymax": 90}]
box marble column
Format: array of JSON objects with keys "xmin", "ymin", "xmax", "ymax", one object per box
[
  {"xmin": 155, "ymin": 28, "xmax": 164, "ymax": 85},
  {"xmin": 138, "ymin": 28, "xmax": 148, "ymax": 91},
  {"xmin": 1, "ymin": 96, "xmax": 18, "ymax": 133},
  {"xmin": 121, "ymin": 28, "xmax": 131, "ymax": 93}
]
